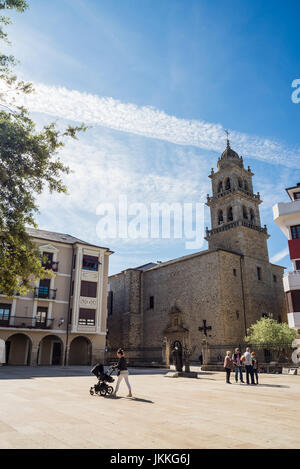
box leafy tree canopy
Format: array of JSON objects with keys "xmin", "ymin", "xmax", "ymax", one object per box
[
  {"xmin": 245, "ymin": 316, "xmax": 296, "ymax": 351},
  {"xmin": 0, "ymin": 0, "xmax": 87, "ymax": 297}
]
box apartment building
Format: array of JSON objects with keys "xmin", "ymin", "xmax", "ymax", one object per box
[
  {"xmin": 273, "ymin": 183, "xmax": 300, "ymax": 331},
  {"xmin": 0, "ymin": 228, "xmax": 113, "ymax": 366}
]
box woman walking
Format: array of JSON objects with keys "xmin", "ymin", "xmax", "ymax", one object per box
[
  {"xmin": 110, "ymin": 348, "xmax": 132, "ymax": 397},
  {"xmin": 224, "ymin": 351, "xmax": 234, "ymax": 384}
]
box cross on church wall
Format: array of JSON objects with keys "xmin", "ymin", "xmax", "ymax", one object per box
[{"xmin": 198, "ymin": 319, "xmax": 212, "ymax": 337}]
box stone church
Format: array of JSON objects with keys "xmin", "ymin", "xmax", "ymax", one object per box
[{"xmin": 107, "ymin": 140, "xmax": 287, "ymax": 366}]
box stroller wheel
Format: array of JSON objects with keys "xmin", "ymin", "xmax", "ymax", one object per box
[
  {"xmin": 89, "ymin": 387, "xmax": 95, "ymax": 396},
  {"xmin": 99, "ymin": 388, "xmax": 107, "ymax": 396},
  {"xmin": 107, "ymin": 386, "xmax": 113, "ymax": 395}
]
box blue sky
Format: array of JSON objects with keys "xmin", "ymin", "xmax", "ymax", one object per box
[{"xmin": 5, "ymin": 0, "xmax": 300, "ymax": 274}]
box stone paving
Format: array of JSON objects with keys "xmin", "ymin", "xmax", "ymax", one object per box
[{"xmin": 0, "ymin": 366, "xmax": 299, "ymax": 449}]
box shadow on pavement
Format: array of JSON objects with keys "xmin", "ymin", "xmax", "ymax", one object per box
[{"xmin": 106, "ymin": 395, "xmax": 154, "ymax": 404}]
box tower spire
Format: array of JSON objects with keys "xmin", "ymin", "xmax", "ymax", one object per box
[{"xmin": 224, "ymin": 129, "xmax": 231, "ymax": 149}]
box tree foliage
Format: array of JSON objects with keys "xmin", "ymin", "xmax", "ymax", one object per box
[
  {"xmin": 0, "ymin": 1, "xmax": 86, "ymax": 296},
  {"xmin": 245, "ymin": 316, "xmax": 296, "ymax": 351}
]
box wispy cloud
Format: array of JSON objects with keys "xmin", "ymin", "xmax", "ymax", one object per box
[
  {"xmin": 270, "ymin": 247, "xmax": 289, "ymax": 264},
  {"xmin": 16, "ymin": 82, "xmax": 300, "ymax": 168}
]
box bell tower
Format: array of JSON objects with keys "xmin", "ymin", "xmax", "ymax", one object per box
[{"xmin": 205, "ymin": 138, "xmax": 269, "ymax": 261}]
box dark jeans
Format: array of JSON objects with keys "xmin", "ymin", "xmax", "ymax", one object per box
[
  {"xmin": 225, "ymin": 368, "xmax": 231, "ymax": 383},
  {"xmin": 234, "ymin": 365, "xmax": 244, "ymax": 382},
  {"xmin": 253, "ymin": 369, "xmax": 259, "ymax": 384},
  {"xmin": 245, "ymin": 365, "xmax": 255, "ymax": 384}
]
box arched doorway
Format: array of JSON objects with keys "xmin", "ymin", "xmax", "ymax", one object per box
[
  {"xmin": 38, "ymin": 335, "xmax": 64, "ymax": 366},
  {"xmin": 69, "ymin": 336, "xmax": 92, "ymax": 365},
  {"xmin": 6, "ymin": 333, "xmax": 32, "ymax": 365}
]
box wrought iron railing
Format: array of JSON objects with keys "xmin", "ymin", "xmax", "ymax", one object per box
[
  {"xmin": 33, "ymin": 287, "xmax": 57, "ymax": 300},
  {"xmin": 42, "ymin": 261, "xmax": 59, "ymax": 272},
  {"xmin": 0, "ymin": 316, "xmax": 54, "ymax": 329}
]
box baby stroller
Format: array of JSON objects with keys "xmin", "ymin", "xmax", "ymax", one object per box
[{"xmin": 89, "ymin": 363, "xmax": 115, "ymax": 397}]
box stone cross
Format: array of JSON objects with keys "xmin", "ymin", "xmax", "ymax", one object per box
[{"xmin": 198, "ymin": 320, "xmax": 212, "ymax": 337}]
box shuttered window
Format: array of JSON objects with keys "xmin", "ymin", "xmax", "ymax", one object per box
[
  {"xmin": 80, "ymin": 281, "xmax": 97, "ymax": 298},
  {"xmin": 79, "ymin": 308, "xmax": 95, "ymax": 326}
]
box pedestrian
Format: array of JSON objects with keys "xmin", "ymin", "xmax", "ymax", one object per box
[
  {"xmin": 232, "ymin": 347, "xmax": 245, "ymax": 384},
  {"xmin": 242, "ymin": 347, "xmax": 255, "ymax": 385},
  {"xmin": 224, "ymin": 351, "xmax": 233, "ymax": 384},
  {"xmin": 110, "ymin": 348, "xmax": 132, "ymax": 398},
  {"xmin": 199, "ymin": 352, "xmax": 203, "ymax": 366},
  {"xmin": 251, "ymin": 352, "xmax": 259, "ymax": 384}
]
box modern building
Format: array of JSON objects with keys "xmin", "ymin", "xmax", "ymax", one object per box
[
  {"xmin": 0, "ymin": 228, "xmax": 113, "ymax": 366},
  {"xmin": 273, "ymin": 183, "xmax": 300, "ymax": 331},
  {"xmin": 107, "ymin": 139, "xmax": 287, "ymax": 366}
]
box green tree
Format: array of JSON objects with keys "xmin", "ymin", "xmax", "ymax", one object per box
[
  {"xmin": 0, "ymin": 1, "xmax": 86, "ymax": 297},
  {"xmin": 245, "ymin": 316, "xmax": 296, "ymax": 361}
]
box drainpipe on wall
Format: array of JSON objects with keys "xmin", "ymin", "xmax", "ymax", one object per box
[{"xmin": 64, "ymin": 246, "xmax": 74, "ymax": 366}]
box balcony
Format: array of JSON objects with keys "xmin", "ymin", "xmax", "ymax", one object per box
[
  {"xmin": 205, "ymin": 219, "xmax": 268, "ymax": 239},
  {"xmin": 0, "ymin": 316, "xmax": 54, "ymax": 329},
  {"xmin": 42, "ymin": 261, "xmax": 59, "ymax": 272},
  {"xmin": 34, "ymin": 287, "xmax": 57, "ymax": 300},
  {"xmin": 288, "ymin": 312, "xmax": 300, "ymax": 330},
  {"xmin": 273, "ymin": 200, "xmax": 300, "ymax": 238},
  {"xmin": 283, "ymin": 270, "xmax": 300, "ymax": 292}
]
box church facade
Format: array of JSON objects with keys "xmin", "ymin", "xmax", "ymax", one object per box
[{"xmin": 107, "ymin": 141, "xmax": 287, "ymax": 366}]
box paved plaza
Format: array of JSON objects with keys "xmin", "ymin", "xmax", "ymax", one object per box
[{"xmin": 0, "ymin": 366, "xmax": 300, "ymax": 449}]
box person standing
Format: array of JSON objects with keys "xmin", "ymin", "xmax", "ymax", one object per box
[
  {"xmin": 232, "ymin": 347, "xmax": 244, "ymax": 383},
  {"xmin": 110, "ymin": 348, "xmax": 132, "ymax": 398},
  {"xmin": 0, "ymin": 339, "xmax": 5, "ymax": 366},
  {"xmin": 224, "ymin": 351, "xmax": 233, "ymax": 384},
  {"xmin": 251, "ymin": 352, "xmax": 259, "ymax": 385},
  {"xmin": 243, "ymin": 347, "xmax": 255, "ymax": 385}
]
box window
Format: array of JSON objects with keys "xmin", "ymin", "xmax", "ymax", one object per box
[
  {"xmin": 79, "ymin": 308, "xmax": 95, "ymax": 326},
  {"xmin": 225, "ymin": 178, "xmax": 231, "ymax": 190},
  {"xmin": 149, "ymin": 296, "xmax": 154, "ymax": 309},
  {"xmin": 238, "ymin": 178, "xmax": 243, "ymax": 188},
  {"xmin": 82, "ymin": 255, "xmax": 99, "ymax": 271},
  {"xmin": 217, "ymin": 181, "xmax": 223, "ymax": 193},
  {"xmin": 71, "ymin": 280, "xmax": 74, "ymax": 296},
  {"xmin": 233, "ymin": 269, "xmax": 237, "ymax": 277},
  {"xmin": 73, "ymin": 254, "xmax": 77, "ymax": 269},
  {"xmin": 36, "ymin": 307, "xmax": 48, "ymax": 328},
  {"xmin": 244, "ymin": 181, "xmax": 249, "ymax": 191},
  {"xmin": 68, "ymin": 308, "xmax": 72, "ymax": 324},
  {"xmin": 236, "ymin": 311, "xmax": 240, "ymax": 320},
  {"xmin": 257, "ymin": 267, "xmax": 262, "ymax": 280},
  {"xmin": 296, "ymin": 260, "xmax": 300, "ymax": 270},
  {"xmin": 80, "ymin": 281, "xmax": 97, "ymax": 298},
  {"xmin": 294, "ymin": 192, "xmax": 300, "ymax": 200},
  {"xmin": 0, "ymin": 304, "xmax": 11, "ymax": 325},
  {"xmin": 107, "ymin": 291, "xmax": 113, "ymax": 316},
  {"xmin": 273, "ymin": 275, "xmax": 277, "ymax": 283},
  {"xmin": 38, "ymin": 279, "xmax": 51, "ymax": 298},
  {"xmin": 243, "ymin": 206, "xmax": 248, "ymax": 220},
  {"xmin": 250, "ymin": 209, "xmax": 255, "ymax": 224},
  {"xmin": 218, "ymin": 210, "xmax": 223, "ymax": 224},
  {"xmin": 227, "ymin": 207, "xmax": 233, "ymax": 221},
  {"xmin": 291, "ymin": 225, "xmax": 300, "ymax": 239},
  {"xmin": 42, "ymin": 252, "xmax": 53, "ymax": 269}
]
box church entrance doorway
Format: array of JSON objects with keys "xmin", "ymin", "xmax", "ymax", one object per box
[{"xmin": 171, "ymin": 340, "xmax": 183, "ymax": 371}]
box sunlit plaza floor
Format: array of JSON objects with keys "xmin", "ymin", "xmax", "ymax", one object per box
[{"xmin": 0, "ymin": 366, "xmax": 299, "ymax": 449}]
